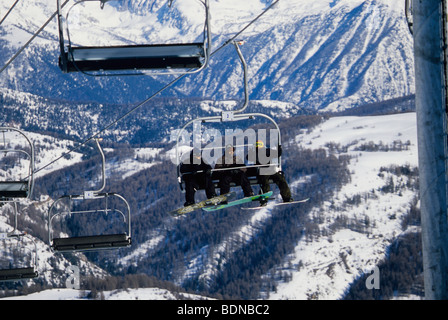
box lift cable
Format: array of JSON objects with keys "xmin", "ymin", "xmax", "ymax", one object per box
[
  {"xmin": 0, "ymin": 0, "xmax": 70, "ymax": 75},
  {"xmin": 7, "ymin": 0, "xmax": 280, "ymax": 177},
  {"xmin": 0, "ymin": 0, "xmax": 20, "ymax": 26}
]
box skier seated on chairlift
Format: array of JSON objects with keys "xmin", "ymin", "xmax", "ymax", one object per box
[
  {"xmin": 249, "ymin": 140, "xmax": 293, "ymax": 206},
  {"xmin": 215, "ymin": 144, "xmax": 254, "ymax": 199},
  {"xmin": 179, "ymin": 148, "xmax": 217, "ymax": 207}
]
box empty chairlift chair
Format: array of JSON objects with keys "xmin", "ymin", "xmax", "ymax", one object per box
[
  {"xmin": 0, "ymin": 202, "xmax": 38, "ymax": 281},
  {"xmin": 0, "ymin": 127, "xmax": 35, "ymax": 202},
  {"xmin": 48, "ymin": 139, "xmax": 131, "ymax": 252},
  {"xmin": 0, "ymin": 233, "xmax": 39, "ymax": 281},
  {"xmin": 57, "ymin": 0, "xmax": 211, "ymax": 76}
]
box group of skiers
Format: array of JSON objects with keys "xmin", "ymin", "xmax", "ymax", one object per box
[{"xmin": 179, "ymin": 140, "xmax": 294, "ymax": 207}]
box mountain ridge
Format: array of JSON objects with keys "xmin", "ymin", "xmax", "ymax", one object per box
[{"xmin": 0, "ymin": 0, "xmax": 414, "ymax": 110}]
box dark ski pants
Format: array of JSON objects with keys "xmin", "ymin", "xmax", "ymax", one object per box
[
  {"xmin": 259, "ymin": 172, "xmax": 292, "ymax": 201},
  {"xmin": 219, "ymin": 171, "xmax": 253, "ymax": 197},
  {"xmin": 184, "ymin": 175, "xmax": 216, "ymax": 205}
]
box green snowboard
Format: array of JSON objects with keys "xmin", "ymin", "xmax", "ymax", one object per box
[
  {"xmin": 202, "ymin": 191, "xmax": 273, "ymax": 212},
  {"xmin": 170, "ymin": 192, "xmax": 236, "ymax": 217}
]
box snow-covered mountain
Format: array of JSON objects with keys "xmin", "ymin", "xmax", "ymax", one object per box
[
  {"xmin": 0, "ymin": 0, "xmax": 414, "ymax": 111},
  {"xmin": 269, "ymin": 112, "xmax": 419, "ymax": 299},
  {"xmin": 0, "ymin": 110, "xmax": 421, "ymax": 300},
  {"xmin": 0, "ymin": 0, "xmax": 421, "ymax": 301}
]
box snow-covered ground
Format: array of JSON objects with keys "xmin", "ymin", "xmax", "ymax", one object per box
[
  {"xmin": 1, "ymin": 287, "xmax": 210, "ymax": 300},
  {"xmin": 0, "ymin": 112, "xmax": 420, "ymax": 300},
  {"xmin": 268, "ymin": 112, "xmax": 420, "ymax": 299}
]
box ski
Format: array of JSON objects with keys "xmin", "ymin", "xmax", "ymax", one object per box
[
  {"xmin": 202, "ymin": 191, "xmax": 273, "ymax": 212},
  {"xmin": 170, "ymin": 192, "xmax": 236, "ymax": 217},
  {"xmin": 274, "ymin": 198, "xmax": 310, "ymax": 206},
  {"xmin": 242, "ymin": 197, "xmax": 310, "ymax": 210}
]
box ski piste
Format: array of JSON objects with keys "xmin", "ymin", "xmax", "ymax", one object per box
[
  {"xmin": 202, "ymin": 191, "xmax": 273, "ymax": 212},
  {"xmin": 242, "ymin": 197, "xmax": 310, "ymax": 210},
  {"xmin": 170, "ymin": 192, "xmax": 236, "ymax": 216}
]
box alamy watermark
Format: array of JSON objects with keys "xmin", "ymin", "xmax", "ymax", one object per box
[
  {"xmin": 365, "ymin": 266, "xmax": 380, "ymax": 290},
  {"xmin": 170, "ymin": 124, "xmax": 281, "ymax": 176},
  {"xmin": 65, "ymin": 265, "xmax": 80, "ymax": 290}
]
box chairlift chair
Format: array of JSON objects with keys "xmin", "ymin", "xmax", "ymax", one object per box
[
  {"xmin": 175, "ymin": 42, "xmax": 282, "ymax": 192},
  {"xmin": 175, "ymin": 113, "xmax": 282, "ymax": 192},
  {"xmin": 0, "ymin": 202, "xmax": 38, "ymax": 281},
  {"xmin": 57, "ymin": 0, "xmax": 211, "ymax": 76},
  {"xmin": 0, "ymin": 233, "xmax": 39, "ymax": 281},
  {"xmin": 48, "ymin": 139, "xmax": 131, "ymax": 252},
  {"xmin": 0, "ymin": 127, "xmax": 35, "ymax": 201}
]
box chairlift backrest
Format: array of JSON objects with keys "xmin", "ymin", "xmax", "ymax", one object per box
[{"xmin": 57, "ymin": 0, "xmax": 211, "ymax": 76}]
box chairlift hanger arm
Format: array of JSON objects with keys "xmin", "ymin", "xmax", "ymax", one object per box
[
  {"xmin": 93, "ymin": 138, "xmax": 106, "ymax": 194},
  {"xmin": 232, "ymin": 41, "xmax": 249, "ymax": 114},
  {"xmin": 216, "ymin": 41, "xmax": 249, "ymax": 121},
  {"xmin": 100, "ymin": 0, "xmax": 109, "ymax": 9}
]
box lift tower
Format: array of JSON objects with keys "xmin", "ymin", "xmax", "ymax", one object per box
[{"xmin": 414, "ymin": 0, "xmax": 448, "ymax": 299}]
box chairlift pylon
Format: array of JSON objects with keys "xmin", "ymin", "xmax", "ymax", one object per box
[
  {"xmin": 57, "ymin": 0, "xmax": 211, "ymax": 76},
  {"xmin": 0, "ymin": 127, "xmax": 35, "ymax": 201},
  {"xmin": 48, "ymin": 138, "xmax": 131, "ymax": 252},
  {"xmin": 174, "ymin": 41, "xmax": 282, "ymax": 193}
]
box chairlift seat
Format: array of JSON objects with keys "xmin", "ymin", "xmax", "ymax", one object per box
[
  {"xmin": 52, "ymin": 233, "xmax": 131, "ymax": 252},
  {"xmin": 0, "ymin": 267, "xmax": 38, "ymax": 281},
  {"xmin": 60, "ymin": 43, "xmax": 205, "ymax": 73},
  {"xmin": 0, "ymin": 181, "xmax": 29, "ymax": 199},
  {"xmin": 181, "ymin": 166, "xmax": 275, "ymax": 191}
]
